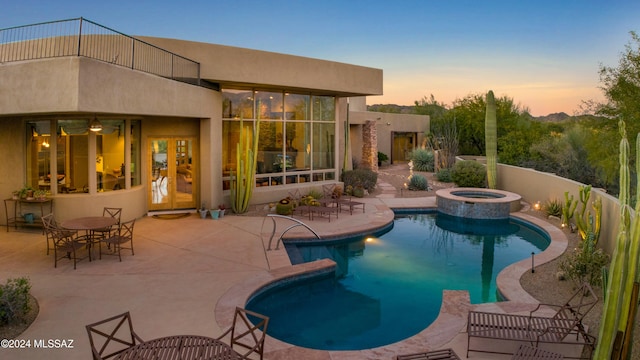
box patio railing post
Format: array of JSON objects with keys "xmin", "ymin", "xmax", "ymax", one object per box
[{"xmin": 77, "ymin": 17, "xmax": 83, "ymax": 56}]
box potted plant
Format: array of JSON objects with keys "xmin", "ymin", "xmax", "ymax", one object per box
[
  {"xmin": 378, "ymin": 151, "xmax": 389, "ymax": 166},
  {"xmin": 34, "ymin": 190, "xmax": 47, "ymax": 200},
  {"xmin": 352, "ymin": 185, "xmax": 365, "ymax": 198},
  {"xmin": 11, "ymin": 190, "xmax": 19, "ymax": 200},
  {"xmin": 19, "ymin": 186, "xmax": 35, "ymax": 200},
  {"xmin": 275, "ymin": 198, "xmax": 293, "ymax": 215},
  {"xmin": 218, "ymin": 204, "xmax": 226, "ymax": 218},
  {"xmin": 209, "ymin": 208, "xmax": 220, "ymax": 219},
  {"xmin": 199, "ymin": 203, "xmax": 208, "ymax": 219}
]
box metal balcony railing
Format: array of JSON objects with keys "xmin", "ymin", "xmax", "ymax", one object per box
[{"xmin": 0, "ymin": 17, "xmax": 200, "ymax": 86}]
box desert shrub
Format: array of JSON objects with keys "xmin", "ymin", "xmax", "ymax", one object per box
[
  {"xmin": 435, "ymin": 168, "xmax": 453, "ymax": 183},
  {"xmin": 410, "ymin": 148, "xmax": 435, "ymax": 172},
  {"xmin": 0, "ymin": 277, "xmax": 31, "ymax": 325},
  {"xmin": 559, "ymin": 233, "xmax": 609, "ymax": 287},
  {"xmin": 451, "ymin": 161, "xmax": 486, "ymax": 187},
  {"xmin": 342, "ymin": 169, "xmax": 377, "ymax": 192},
  {"xmin": 408, "ymin": 174, "xmax": 429, "ymax": 190},
  {"xmin": 306, "ymin": 188, "xmax": 323, "ymax": 200},
  {"xmin": 544, "ymin": 199, "xmax": 562, "ymax": 218}
]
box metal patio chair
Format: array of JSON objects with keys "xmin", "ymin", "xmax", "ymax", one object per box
[
  {"xmin": 99, "ymin": 219, "xmax": 136, "ymax": 261},
  {"xmin": 217, "ymin": 307, "xmax": 269, "ymax": 360},
  {"xmin": 86, "ymin": 311, "xmax": 143, "ymax": 360},
  {"xmin": 41, "ymin": 213, "xmax": 77, "ymax": 255}
]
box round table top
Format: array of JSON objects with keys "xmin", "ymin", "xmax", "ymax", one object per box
[
  {"xmin": 61, "ymin": 216, "xmax": 118, "ymax": 230},
  {"xmin": 114, "ymin": 335, "xmax": 240, "ymax": 360}
]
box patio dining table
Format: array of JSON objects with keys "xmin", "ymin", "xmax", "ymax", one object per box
[
  {"xmin": 61, "ymin": 216, "xmax": 118, "ymax": 260},
  {"xmin": 61, "ymin": 216, "xmax": 118, "ymax": 231},
  {"xmin": 114, "ymin": 335, "xmax": 241, "ymax": 360}
]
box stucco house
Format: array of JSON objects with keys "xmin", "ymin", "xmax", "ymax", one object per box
[{"xmin": 0, "ymin": 18, "xmax": 428, "ymax": 223}]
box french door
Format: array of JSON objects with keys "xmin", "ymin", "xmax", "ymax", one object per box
[{"xmin": 148, "ymin": 137, "xmax": 197, "ymax": 211}]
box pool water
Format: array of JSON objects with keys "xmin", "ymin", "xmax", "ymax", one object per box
[{"xmin": 246, "ymin": 212, "xmax": 550, "ymax": 351}]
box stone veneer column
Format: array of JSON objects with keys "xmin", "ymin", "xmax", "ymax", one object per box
[{"xmin": 362, "ymin": 120, "xmax": 378, "ymax": 171}]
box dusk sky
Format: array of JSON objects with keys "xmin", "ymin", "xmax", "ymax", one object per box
[{"xmin": 2, "ymin": 0, "xmax": 639, "ymax": 116}]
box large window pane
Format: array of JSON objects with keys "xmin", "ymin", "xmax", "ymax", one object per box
[
  {"xmin": 97, "ymin": 120, "xmax": 125, "ymax": 192},
  {"xmin": 285, "ymin": 122, "xmax": 311, "ymax": 171},
  {"xmin": 257, "ymin": 121, "xmax": 284, "ymax": 173},
  {"xmin": 59, "ymin": 120, "xmax": 89, "ymax": 193},
  {"xmin": 222, "ymin": 120, "xmax": 256, "ymax": 189},
  {"xmin": 255, "ymin": 91, "xmax": 283, "ymax": 120},
  {"xmin": 313, "ymin": 123, "xmax": 335, "ymax": 170},
  {"xmin": 222, "ymin": 89, "xmax": 254, "ymax": 119},
  {"xmin": 26, "ymin": 120, "xmax": 57, "ymax": 192},
  {"xmin": 312, "ymin": 96, "xmax": 335, "ymax": 121},
  {"xmin": 131, "ymin": 120, "xmax": 141, "ymax": 186},
  {"xmin": 285, "ymin": 93, "xmax": 309, "ymax": 120}
]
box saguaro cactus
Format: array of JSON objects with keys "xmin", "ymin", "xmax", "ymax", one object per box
[
  {"xmin": 595, "ymin": 120, "xmax": 635, "ymax": 358},
  {"xmin": 485, "ymin": 90, "xmax": 497, "ymax": 189},
  {"xmin": 230, "ymin": 112, "xmax": 261, "ymax": 214}
]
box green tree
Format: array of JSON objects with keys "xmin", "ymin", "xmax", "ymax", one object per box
[
  {"xmin": 414, "ymin": 94, "xmax": 447, "ymax": 119},
  {"xmin": 444, "ymin": 93, "xmax": 529, "ymax": 156},
  {"xmin": 597, "ymin": 31, "xmax": 640, "ymax": 136}
]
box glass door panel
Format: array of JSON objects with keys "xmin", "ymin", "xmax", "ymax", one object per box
[
  {"xmin": 150, "ymin": 139, "xmax": 169, "ymax": 210},
  {"xmin": 149, "ymin": 137, "xmax": 197, "ymax": 211}
]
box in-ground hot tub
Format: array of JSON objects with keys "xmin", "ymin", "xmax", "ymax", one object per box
[{"xmin": 436, "ymin": 188, "xmax": 522, "ymax": 219}]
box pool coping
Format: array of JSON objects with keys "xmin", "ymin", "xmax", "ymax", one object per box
[{"xmin": 214, "ymin": 204, "xmax": 568, "ymax": 359}]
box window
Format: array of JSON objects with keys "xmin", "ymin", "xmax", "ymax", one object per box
[
  {"xmin": 26, "ymin": 118, "xmax": 140, "ymax": 194},
  {"xmin": 222, "ymin": 89, "xmax": 336, "ymax": 189}
]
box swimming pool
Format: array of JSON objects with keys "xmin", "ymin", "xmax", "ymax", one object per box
[{"xmin": 246, "ymin": 211, "xmax": 550, "ymax": 351}]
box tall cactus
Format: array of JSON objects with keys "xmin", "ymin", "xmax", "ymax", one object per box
[
  {"xmin": 485, "ymin": 90, "xmax": 497, "ymax": 189},
  {"xmin": 595, "ymin": 120, "xmax": 632, "ymax": 358},
  {"xmin": 574, "ymin": 185, "xmax": 602, "ymax": 244},
  {"xmin": 230, "ymin": 109, "xmax": 261, "ymax": 214},
  {"xmin": 561, "ymin": 191, "xmax": 577, "ymax": 227}
]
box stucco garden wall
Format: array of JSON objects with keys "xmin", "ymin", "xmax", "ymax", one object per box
[{"xmin": 497, "ymin": 163, "xmax": 620, "ymax": 254}]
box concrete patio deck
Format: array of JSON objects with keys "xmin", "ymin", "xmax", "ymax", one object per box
[{"xmin": 0, "ymin": 185, "xmax": 578, "ymax": 360}]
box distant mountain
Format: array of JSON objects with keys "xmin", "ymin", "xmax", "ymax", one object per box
[
  {"xmin": 367, "ymin": 104, "xmax": 578, "ymax": 122},
  {"xmin": 366, "ymin": 104, "xmax": 416, "ymax": 114},
  {"xmin": 530, "ymin": 112, "xmax": 571, "ymax": 122}
]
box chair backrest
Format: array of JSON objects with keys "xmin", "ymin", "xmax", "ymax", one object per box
[
  {"xmin": 548, "ymin": 283, "xmax": 598, "ymax": 339},
  {"xmin": 552, "ymin": 283, "xmax": 598, "ymax": 322},
  {"xmin": 322, "ymin": 184, "xmax": 335, "ymax": 198},
  {"xmin": 226, "ymin": 307, "xmax": 269, "ymax": 360},
  {"xmin": 118, "ymin": 219, "xmax": 135, "ymax": 240},
  {"xmin": 41, "ymin": 213, "xmax": 55, "ymax": 229},
  {"xmin": 103, "ymin": 207, "xmax": 123, "ymax": 225},
  {"xmin": 86, "ymin": 311, "xmax": 143, "ymax": 360}
]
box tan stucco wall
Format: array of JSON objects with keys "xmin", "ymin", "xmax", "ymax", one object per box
[
  {"xmin": 497, "ymin": 163, "xmax": 620, "ymax": 254},
  {"xmin": 0, "ymin": 57, "xmax": 216, "ymax": 117},
  {"xmin": 138, "ymin": 37, "xmax": 383, "ymax": 97}
]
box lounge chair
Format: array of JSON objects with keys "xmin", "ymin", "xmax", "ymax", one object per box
[
  {"xmin": 396, "ymin": 348, "xmax": 461, "ymax": 359},
  {"xmin": 467, "ymin": 283, "xmax": 597, "ymax": 359},
  {"xmin": 511, "ymin": 344, "xmax": 564, "ymax": 359}
]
